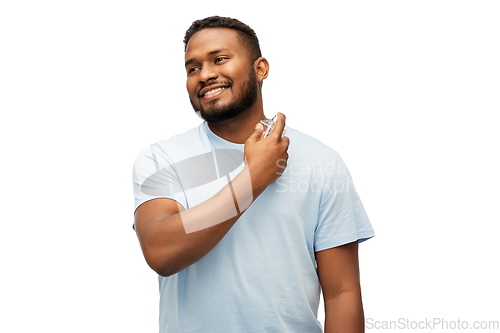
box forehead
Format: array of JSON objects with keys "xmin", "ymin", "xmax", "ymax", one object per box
[{"xmin": 185, "ymin": 28, "xmax": 246, "ymax": 60}]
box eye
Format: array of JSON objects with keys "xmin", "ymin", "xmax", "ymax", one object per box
[
  {"xmin": 215, "ymin": 57, "xmax": 227, "ymax": 63},
  {"xmin": 188, "ymin": 67, "xmax": 200, "ymax": 75}
]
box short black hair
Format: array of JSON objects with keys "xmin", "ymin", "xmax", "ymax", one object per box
[{"xmin": 183, "ymin": 16, "xmax": 262, "ymax": 62}]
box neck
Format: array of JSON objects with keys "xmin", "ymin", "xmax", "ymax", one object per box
[{"xmin": 206, "ymin": 99, "xmax": 269, "ymax": 144}]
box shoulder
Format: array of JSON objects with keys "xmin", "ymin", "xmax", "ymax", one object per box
[
  {"xmin": 133, "ymin": 123, "xmax": 208, "ymax": 167},
  {"xmin": 154, "ymin": 123, "xmax": 206, "ymax": 152}
]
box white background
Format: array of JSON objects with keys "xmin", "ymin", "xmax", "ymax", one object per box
[{"xmin": 1, "ymin": 1, "xmax": 499, "ymax": 332}]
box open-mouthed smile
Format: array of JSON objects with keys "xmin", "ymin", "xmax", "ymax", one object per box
[{"xmin": 198, "ymin": 85, "xmax": 229, "ymax": 101}]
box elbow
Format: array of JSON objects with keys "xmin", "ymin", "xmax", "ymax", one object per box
[
  {"xmin": 139, "ymin": 237, "xmax": 192, "ymax": 277},
  {"xmin": 154, "ymin": 267, "xmax": 175, "ymax": 278},
  {"xmin": 143, "ymin": 249, "xmax": 181, "ymax": 277},
  {"xmin": 152, "ymin": 260, "xmax": 179, "ymax": 277},
  {"xmin": 147, "ymin": 258, "xmax": 176, "ymax": 277}
]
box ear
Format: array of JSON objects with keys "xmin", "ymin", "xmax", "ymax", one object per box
[{"xmin": 254, "ymin": 57, "xmax": 269, "ymax": 85}]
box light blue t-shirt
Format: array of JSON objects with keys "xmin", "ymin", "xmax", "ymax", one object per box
[{"xmin": 132, "ymin": 121, "xmax": 374, "ymax": 333}]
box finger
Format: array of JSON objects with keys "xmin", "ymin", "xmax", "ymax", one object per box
[
  {"xmin": 271, "ymin": 112, "xmax": 286, "ymax": 138},
  {"xmin": 282, "ymin": 135, "xmax": 290, "ymax": 148},
  {"xmin": 246, "ymin": 122, "xmax": 264, "ymax": 143}
]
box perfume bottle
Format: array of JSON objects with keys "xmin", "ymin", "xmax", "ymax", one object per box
[{"xmin": 260, "ymin": 115, "xmax": 286, "ymax": 138}]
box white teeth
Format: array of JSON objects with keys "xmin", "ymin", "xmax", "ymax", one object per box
[{"xmin": 204, "ymin": 87, "xmax": 226, "ymax": 96}]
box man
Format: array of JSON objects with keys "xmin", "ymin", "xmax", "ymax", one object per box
[{"xmin": 132, "ymin": 16, "xmax": 374, "ymax": 333}]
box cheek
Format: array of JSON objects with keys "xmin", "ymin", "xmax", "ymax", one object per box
[{"xmin": 186, "ymin": 80, "xmax": 197, "ymax": 98}]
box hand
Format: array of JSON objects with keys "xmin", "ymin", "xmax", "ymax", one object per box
[{"xmin": 244, "ymin": 112, "xmax": 290, "ymax": 194}]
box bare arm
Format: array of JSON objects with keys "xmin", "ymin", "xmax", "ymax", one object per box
[
  {"xmin": 316, "ymin": 241, "xmax": 365, "ymax": 333},
  {"xmin": 135, "ymin": 113, "xmax": 289, "ymax": 277}
]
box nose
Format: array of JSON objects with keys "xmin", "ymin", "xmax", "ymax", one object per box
[{"xmin": 198, "ymin": 64, "xmax": 218, "ymax": 83}]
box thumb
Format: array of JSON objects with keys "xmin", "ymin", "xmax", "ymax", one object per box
[{"xmin": 247, "ymin": 123, "xmax": 263, "ymax": 142}]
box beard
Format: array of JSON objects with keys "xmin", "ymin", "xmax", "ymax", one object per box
[{"xmin": 190, "ymin": 68, "xmax": 259, "ymax": 124}]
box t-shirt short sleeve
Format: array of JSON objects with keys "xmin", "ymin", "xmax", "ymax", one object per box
[
  {"xmin": 132, "ymin": 144, "xmax": 188, "ymax": 214},
  {"xmin": 314, "ymin": 151, "xmax": 374, "ymax": 252}
]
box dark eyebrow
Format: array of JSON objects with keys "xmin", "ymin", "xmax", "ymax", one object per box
[
  {"xmin": 207, "ymin": 48, "xmax": 230, "ymax": 56},
  {"xmin": 185, "ymin": 48, "xmax": 230, "ymax": 68}
]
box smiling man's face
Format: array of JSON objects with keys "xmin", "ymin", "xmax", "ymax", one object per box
[{"xmin": 185, "ymin": 28, "xmax": 259, "ymax": 123}]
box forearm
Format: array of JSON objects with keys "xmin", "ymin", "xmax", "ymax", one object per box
[
  {"xmin": 139, "ymin": 165, "xmax": 264, "ymax": 276},
  {"xmin": 324, "ymin": 289, "xmax": 364, "ymax": 333}
]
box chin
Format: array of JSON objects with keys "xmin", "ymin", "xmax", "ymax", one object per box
[{"xmin": 198, "ymin": 108, "xmax": 242, "ymax": 123}]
